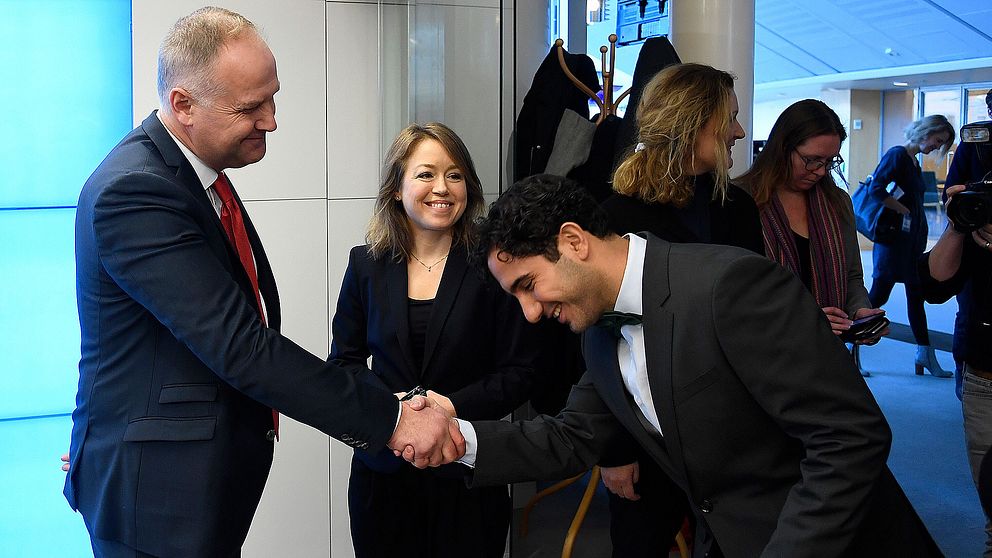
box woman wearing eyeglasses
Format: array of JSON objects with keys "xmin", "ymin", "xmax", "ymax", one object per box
[
  {"xmin": 739, "ymin": 100, "xmax": 887, "ymax": 371},
  {"xmin": 865, "ymin": 114, "xmax": 955, "ymax": 376}
]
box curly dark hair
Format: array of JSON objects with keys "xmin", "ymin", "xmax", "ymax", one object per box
[{"xmin": 471, "ymin": 174, "xmax": 612, "ymax": 269}]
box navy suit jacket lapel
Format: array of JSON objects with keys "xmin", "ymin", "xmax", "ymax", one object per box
[
  {"xmin": 141, "ymin": 112, "xmax": 217, "ymax": 221},
  {"xmin": 140, "ymin": 111, "xmax": 280, "ymax": 329},
  {"xmin": 384, "ymin": 259, "xmax": 419, "ymax": 384},
  {"xmin": 421, "ymin": 247, "xmax": 468, "ymax": 381},
  {"xmin": 642, "ymin": 237, "xmax": 688, "ymax": 482}
]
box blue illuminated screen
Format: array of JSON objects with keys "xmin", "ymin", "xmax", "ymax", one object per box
[{"xmin": 0, "ymin": 1, "xmax": 132, "ymax": 555}]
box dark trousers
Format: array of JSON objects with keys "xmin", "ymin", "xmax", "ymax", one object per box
[
  {"xmin": 91, "ymin": 538, "xmax": 154, "ymax": 558},
  {"xmin": 91, "ymin": 537, "xmax": 240, "ymax": 558},
  {"xmin": 606, "ymin": 452, "xmax": 690, "ymax": 558},
  {"xmin": 954, "ymin": 286, "xmax": 972, "ymax": 400},
  {"xmin": 869, "ymin": 279, "xmax": 930, "ymax": 345},
  {"xmin": 349, "ymin": 457, "xmax": 510, "ymax": 558}
]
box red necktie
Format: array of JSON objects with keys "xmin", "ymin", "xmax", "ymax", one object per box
[{"xmin": 212, "ymin": 173, "xmax": 279, "ymax": 439}]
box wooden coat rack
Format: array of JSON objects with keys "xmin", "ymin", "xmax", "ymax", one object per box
[{"xmin": 554, "ymin": 34, "xmax": 631, "ymax": 125}]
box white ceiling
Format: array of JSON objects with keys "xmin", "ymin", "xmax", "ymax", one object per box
[{"xmin": 754, "ymin": 0, "xmax": 992, "ymax": 100}]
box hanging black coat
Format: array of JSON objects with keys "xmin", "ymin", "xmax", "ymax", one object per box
[{"xmin": 514, "ymin": 45, "xmax": 600, "ymax": 180}]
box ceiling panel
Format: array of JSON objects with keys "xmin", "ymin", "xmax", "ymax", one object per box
[
  {"xmin": 755, "ymin": 44, "xmax": 815, "ymax": 82},
  {"xmin": 755, "ymin": 0, "xmax": 992, "ymax": 85}
]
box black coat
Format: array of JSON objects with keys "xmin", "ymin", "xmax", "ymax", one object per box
[
  {"xmin": 514, "ymin": 45, "xmax": 600, "ymax": 180},
  {"xmin": 869, "ymin": 146, "xmax": 928, "ymax": 283},
  {"xmin": 601, "ymin": 178, "xmax": 764, "ymax": 255},
  {"xmin": 329, "ymin": 244, "xmax": 538, "ymax": 557}
]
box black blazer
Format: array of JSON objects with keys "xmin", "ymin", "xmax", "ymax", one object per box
[
  {"xmin": 67, "ymin": 112, "xmax": 399, "ymax": 557},
  {"xmin": 330, "ymin": 245, "xmax": 537, "ymax": 422},
  {"xmin": 601, "ymin": 181, "xmax": 764, "ymax": 255},
  {"xmin": 469, "ymin": 237, "xmax": 940, "ymax": 557}
]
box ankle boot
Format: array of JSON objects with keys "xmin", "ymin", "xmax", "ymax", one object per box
[
  {"xmin": 915, "ymin": 345, "xmax": 952, "ymax": 377},
  {"xmin": 851, "ymin": 344, "xmax": 869, "ymax": 377}
]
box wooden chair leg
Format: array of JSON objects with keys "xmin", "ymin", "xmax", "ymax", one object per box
[
  {"xmin": 675, "ymin": 530, "xmax": 689, "ymax": 558},
  {"xmin": 561, "ymin": 466, "xmax": 600, "ymax": 558},
  {"xmin": 519, "ymin": 469, "xmax": 589, "ymax": 537}
]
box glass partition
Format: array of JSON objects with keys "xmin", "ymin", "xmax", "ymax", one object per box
[
  {"xmin": 965, "ymin": 86, "xmax": 992, "ymax": 124},
  {"xmin": 380, "ymin": 0, "xmax": 508, "ymax": 195}
]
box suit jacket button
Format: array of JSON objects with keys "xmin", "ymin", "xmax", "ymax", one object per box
[
  {"xmin": 265, "ymin": 429, "xmax": 277, "ymax": 442},
  {"xmin": 700, "ymin": 499, "xmax": 713, "ymax": 513}
]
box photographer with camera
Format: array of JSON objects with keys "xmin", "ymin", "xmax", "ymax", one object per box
[
  {"xmin": 920, "ymin": 112, "xmax": 992, "ymax": 556},
  {"xmin": 945, "ymin": 91, "xmax": 992, "ymax": 401}
]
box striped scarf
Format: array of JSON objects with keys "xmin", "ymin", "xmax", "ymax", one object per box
[{"xmin": 760, "ymin": 186, "xmax": 847, "ymax": 309}]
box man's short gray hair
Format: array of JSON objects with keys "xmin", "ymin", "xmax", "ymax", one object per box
[{"xmin": 157, "ymin": 6, "xmax": 261, "ymax": 107}]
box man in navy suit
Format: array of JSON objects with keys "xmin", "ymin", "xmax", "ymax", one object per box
[{"xmin": 65, "ymin": 7, "xmax": 460, "ymax": 557}]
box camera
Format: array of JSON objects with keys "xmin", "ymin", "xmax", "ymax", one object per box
[{"xmin": 945, "ymin": 121, "xmax": 992, "ymax": 232}]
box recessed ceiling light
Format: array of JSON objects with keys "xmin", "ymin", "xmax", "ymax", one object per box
[{"xmin": 893, "ymin": 81, "xmax": 909, "ymax": 87}]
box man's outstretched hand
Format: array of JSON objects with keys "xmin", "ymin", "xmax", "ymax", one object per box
[{"xmin": 388, "ymin": 395, "xmax": 465, "ymax": 468}]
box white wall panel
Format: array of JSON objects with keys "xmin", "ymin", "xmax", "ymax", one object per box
[
  {"xmin": 133, "ymin": 1, "xmax": 327, "ymax": 201},
  {"xmin": 406, "ymin": 5, "xmax": 502, "ymax": 194},
  {"xmin": 501, "ymin": 5, "xmax": 515, "ymax": 193},
  {"xmin": 242, "ymin": 198, "xmax": 331, "ymax": 558},
  {"xmin": 325, "ymin": 197, "xmax": 376, "ymax": 558},
  {"xmin": 326, "ymin": 3, "xmax": 381, "ymax": 199},
  {"xmin": 326, "ymin": 198, "xmax": 377, "ymax": 305}
]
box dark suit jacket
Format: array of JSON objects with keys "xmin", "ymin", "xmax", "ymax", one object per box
[
  {"xmin": 66, "ymin": 112, "xmax": 399, "ymax": 557},
  {"xmin": 469, "ymin": 236, "xmax": 940, "ymax": 557},
  {"xmin": 330, "ymin": 245, "xmax": 536, "ymax": 422},
  {"xmin": 328, "ymin": 245, "xmax": 537, "ymax": 554}
]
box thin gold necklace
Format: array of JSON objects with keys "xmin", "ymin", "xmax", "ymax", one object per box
[{"xmin": 410, "ymin": 252, "xmax": 449, "ymax": 272}]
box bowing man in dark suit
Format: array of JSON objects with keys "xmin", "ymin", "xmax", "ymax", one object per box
[
  {"xmin": 329, "ymin": 123, "xmax": 537, "ymax": 558},
  {"xmin": 66, "ymin": 8, "xmax": 459, "ymax": 557},
  {"xmin": 433, "ymin": 174, "xmax": 941, "ymax": 557}
]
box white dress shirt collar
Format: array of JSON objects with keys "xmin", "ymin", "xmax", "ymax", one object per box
[
  {"xmin": 156, "ymin": 111, "xmax": 219, "ymax": 191},
  {"xmin": 614, "ymin": 233, "xmax": 647, "ymax": 316}
]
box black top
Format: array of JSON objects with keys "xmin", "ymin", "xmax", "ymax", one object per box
[
  {"xmin": 921, "ymin": 240, "xmax": 992, "ymax": 370},
  {"xmin": 600, "ymin": 174, "xmax": 764, "ymax": 255},
  {"xmin": 407, "ymin": 298, "xmax": 434, "ymax": 369},
  {"xmin": 792, "ymin": 232, "xmax": 813, "ymax": 292}
]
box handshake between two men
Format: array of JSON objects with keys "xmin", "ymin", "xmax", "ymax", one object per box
[{"xmin": 387, "ymin": 394, "xmax": 467, "ymax": 468}]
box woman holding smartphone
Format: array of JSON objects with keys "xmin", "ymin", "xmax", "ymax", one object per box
[{"xmin": 738, "ymin": 99, "xmax": 887, "ymax": 373}]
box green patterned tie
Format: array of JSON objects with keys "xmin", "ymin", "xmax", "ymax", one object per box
[{"xmin": 595, "ymin": 311, "xmax": 642, "ymax": 338}]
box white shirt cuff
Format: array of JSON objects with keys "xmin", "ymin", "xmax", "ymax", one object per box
[{"xmin": 454, "ymin": 418, "xmax": 478, "ymax": 468}]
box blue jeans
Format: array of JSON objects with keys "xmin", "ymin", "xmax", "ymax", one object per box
[{"xmin": 963, "ymin": 368, "xmax": 992, "ymax": 557}]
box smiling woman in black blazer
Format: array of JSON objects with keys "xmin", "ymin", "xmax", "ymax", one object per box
[{"xmin": 329, "ymin": 123, "xmax": 537, "ymax": 558}]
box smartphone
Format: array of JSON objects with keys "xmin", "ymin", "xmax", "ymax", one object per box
[{"xmin": 840, "ymin": 314, "xmax": 889, "ymax": 343}]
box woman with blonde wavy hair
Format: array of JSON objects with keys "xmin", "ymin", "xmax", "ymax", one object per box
[
  {"xmin": 597, "ymin": 62, "xmax": 762, "ymax": 558},
  {"xmin": 601, "ymin": 63, "xmax": 762, "ymax": 254}
]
